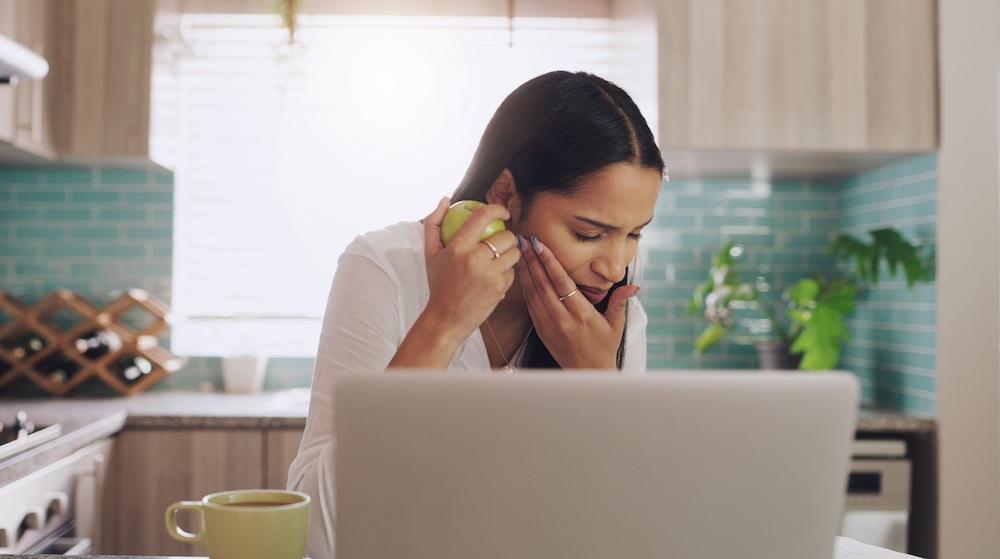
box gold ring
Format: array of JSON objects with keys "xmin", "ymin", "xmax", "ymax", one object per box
[
  {"xmin": 481, "ymin": 239, "xmax": 501, "ymax": 259},
  {"xmin": 558, "ymin": 289, "xmax": 579, "ymax": 302}
]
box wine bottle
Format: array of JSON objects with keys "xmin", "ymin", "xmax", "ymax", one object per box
[
  {"xmin": 5, "ymin": 334, "xmax": 45, "ymax": 361},
  {"xmin": 42, "ymin": 355, "xmax": 81, "ymax": 386},
  {"xmin": 74, "ymin": 329, "xmax": 123, "ymax": 360},
  {"xmin": 114, "ymin": 356, "xmax": 153, "ymax": 382}
]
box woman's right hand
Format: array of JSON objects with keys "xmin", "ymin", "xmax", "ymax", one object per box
[{"xmin": 421, "ymin": 197, "xmax": 521, "ymax": 342}]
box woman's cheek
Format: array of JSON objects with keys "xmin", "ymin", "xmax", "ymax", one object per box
[{"xmin": 554, "ymin": 245, "xmax": 592, "ymax": 277}]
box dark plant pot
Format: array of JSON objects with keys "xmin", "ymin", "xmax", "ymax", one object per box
[{"xmin": 755, "ymin": 341, "xmax": 803, "ymax": 370}]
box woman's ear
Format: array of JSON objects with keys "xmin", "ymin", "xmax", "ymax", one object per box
[{"xmin": 485, "ymin": 168, "xmax": 519, "ymax": 212}]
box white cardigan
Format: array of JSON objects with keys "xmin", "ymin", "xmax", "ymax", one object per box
[{"xmin": 287, "ymin": 220, "xmax": 648, "ymax": 559}]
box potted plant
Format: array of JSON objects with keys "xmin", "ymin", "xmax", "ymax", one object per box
[{"xmin": 687, "ymin": 228, "xmax": 934, "ymax": 370}]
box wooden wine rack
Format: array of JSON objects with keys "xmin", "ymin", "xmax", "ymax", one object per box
[{"xmin": 0, "ymin": 289, "xmax": 183, "ymax": 396}]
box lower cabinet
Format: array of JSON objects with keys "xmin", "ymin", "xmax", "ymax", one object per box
[
  {"xmin": 265, "ymin": 429, "xmax": 304, "ymax": 490},
  {"xmin": 100, "ymin": 427, "xmax": 303, "ymax": 556}
]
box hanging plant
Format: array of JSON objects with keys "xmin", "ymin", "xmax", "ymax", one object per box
[{"xmin": 271, "ymin": 0, "xmax": 301, "ymax": 44}]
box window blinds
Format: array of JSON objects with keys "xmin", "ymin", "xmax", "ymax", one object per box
[{"xmin": 150, "ymin": 6, "xmax": 614, "ymax": 356}]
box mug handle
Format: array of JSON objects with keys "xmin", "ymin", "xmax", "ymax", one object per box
[{"xmin": 165, "ymin": 500, "xmax": 205, "ymax": 544}]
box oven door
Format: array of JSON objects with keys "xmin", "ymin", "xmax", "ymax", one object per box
[{"xmin": 24, "ymin": 520, "xmax": 92, "ymax": 555}]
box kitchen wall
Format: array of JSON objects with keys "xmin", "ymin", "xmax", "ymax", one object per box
[
  {"xmin": 836, "ymin": 155, "xmax": 937, "ymax": 416},
  {"xmin": 0, "ymin": 165, "xmax": 311, "ymax": 395},
  {"xmin": 640, "ymin": 175, "xmax": 838, "ymax": 369},
  {"xmin": 1, "ymin": 156, "xmax": 938, "ymax": 413},
  {"xmin": 641, "ymin": 154, "xmax": 937, "ymax": 416},
  {"xmin": 0, "ymin": 165, "xmax": 173, "ymax": 395},
  {"xmin": 0, "ymin": 166, "xmax": 173, "ymax": 299}
]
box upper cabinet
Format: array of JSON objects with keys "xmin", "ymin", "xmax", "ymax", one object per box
[
  {"xmin": 48, "ymin": 0, "xmax": 156, "ymax": 159},
  {"xmin": 0, "ymin": 0, "xmax": 56, "ymax": 161},
  {"xmin": 660, "ymin": 0, "xmax": 936, "ymax": 152},
  {"xmin": 0, "ymin": 0, "xmax": 155, "ymax": 163},
  {"xmin": 0, "ymin": 0, "xmax": 18, "ymax": 147},
  {"xmin": 615, "ymin": 0, "xmax": 938, "ymax": 177}
]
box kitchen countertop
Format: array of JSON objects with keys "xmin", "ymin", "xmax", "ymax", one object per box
[
  {"xmin": 0, "ymin": 388, "xmax": 934, "ymax": 431},
  {"xmin": 0, "ymin": 390, "xmax": 309, "ymax": 486},
  {"xmin": 0, "ymin": 410, "xmax": 125, "ymax": 487},
  {"xmin": 0, "ymin": 536, "xmax": 922, "ymax": 558},
  {"xmin": 0, "ymin": 389, "xmax": 312, "ymax": 430},
  {"xmin": 0, "ymin": 388, "xmax": 935, "ymax": 487}
]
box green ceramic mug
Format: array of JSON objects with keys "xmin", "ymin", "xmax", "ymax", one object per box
[{"xmin": 165, "ymin": 489, "xmax": 310, "ymax": 559}]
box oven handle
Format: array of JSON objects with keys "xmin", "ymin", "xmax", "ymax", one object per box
[{"xmin": 57, "ymin": 536, "xmax": 92, "ymax": 555}]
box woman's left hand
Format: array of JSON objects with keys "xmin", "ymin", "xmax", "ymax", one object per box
[{"xmin": 517, "ymin": 235, "xmax": 640, "ymax": 370}]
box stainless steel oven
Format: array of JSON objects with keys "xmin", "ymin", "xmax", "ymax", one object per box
[
  {"xmin": 24, "ymin": 521, "xmax": 92, "ymax": 555},
  {"xmin": 840, "ymin": 439, "xmax": 911, "ymax": 553},
  {"xmin": 0, "ymin": 437, "xmax": 112, "ymax": 555}
]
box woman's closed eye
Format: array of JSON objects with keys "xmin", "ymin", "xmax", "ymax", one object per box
[{"xmin": 574, "ymin": 231, "xmax": 643, "ymax": 243}]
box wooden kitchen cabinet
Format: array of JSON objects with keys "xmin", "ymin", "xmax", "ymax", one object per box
[
  {"xmin": 0, "ymin": 0, "xmax": 156, "ymax": 161},
  {"xmin": 0, "ymin": 0, "xmax": 56, "ymax": 160},
  {"xmin": 0, "ymin": 0, "xmax": 15, "ymax": 143},
  {"xmin": 265, "ymin": 429, "xmax": 304, "ymax": 490},
  {"xmin": 658, "ymin": 0, "xmax": 937, "ymax": 152},
  {"xmin": 1, "ymin": 0, "xmax": 155, "ymax": 162},
  {"xmin": 101, "ymin": 429, "xmax": 265, "ymax": 556},
  {"xmin": 611, "ymin": 0, "xmax": 938, "ymax": 177},
  {"xmin": 13, "ymin": 0, "xmax": 54, "ymax": 156},
  {"xmin": 0, "ymin": 0, "xmax": 15, "ymax": 37},
  {"xmin": 47, "ymin": 0, "xmax": 156, "ymax": 158}
]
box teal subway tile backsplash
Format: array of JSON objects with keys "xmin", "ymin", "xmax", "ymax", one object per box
[
  {"xmin": 1, "ymin": 165, "xmax": 172, "ymax": 298},
  {"xmin": 165, "ymin": 356, "xmax": 317, "ymax": 392},
  {"xmin": 99, "ymin": 168, "xmax": 151, "ymax": 184},
  {"xmin": 17, "ymin": 190, "xmax": 69, "ymax": 203},
  {"xmin": 641, "ymin": 154, "xmax": 937, "ymax": 416},
  {"xmin": 72, "ymin": 191, "xmax": 120, "ymax": 203}
]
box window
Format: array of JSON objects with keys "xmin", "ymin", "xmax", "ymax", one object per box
[{"xmin": 151, "ymin": 7, "xmax": 614, "ymax": 357}]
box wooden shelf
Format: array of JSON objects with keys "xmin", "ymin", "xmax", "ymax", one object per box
[{"xmin": 0, "ymin": 289, "xmax": 183, "ymax": 396}]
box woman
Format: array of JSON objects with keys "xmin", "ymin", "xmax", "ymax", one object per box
[{"xmin": 288, "ymin": 70, "xmax": 665, "ymax": 558}]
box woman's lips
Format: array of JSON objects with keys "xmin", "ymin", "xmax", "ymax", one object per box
[{"xmin": 578, "ymin": 286, "xmax": 608, "ymax": 304}]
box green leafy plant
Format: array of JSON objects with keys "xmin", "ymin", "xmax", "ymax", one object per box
[{"xmin": 688, "ymin": 228, "xmax": 934, "ymax": 370}]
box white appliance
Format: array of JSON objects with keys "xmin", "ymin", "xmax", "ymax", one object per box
[
  {"xmin": 0, "ymin": 437, "xmax": 112, "ymax": 555},
  {"xmin": 841, "ymin": 439, "xmax": 911, "ymax": 553},
  {"xmin": 0, "ymin": 33, "xmax": 48, "ymax": 83}
]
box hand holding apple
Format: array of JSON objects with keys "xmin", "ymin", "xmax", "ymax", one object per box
[
  {"xmin": 440, "ymin": 200, "xmax": 507, "ymax": 246},
  {"xmin": 421, "ymin": 198, "xmax": 521, "ymax": 344}
]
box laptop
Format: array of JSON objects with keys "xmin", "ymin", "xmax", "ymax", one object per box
[{"xmin": 334, "ymin": 370, "xmax": 859, "ymax": 559}]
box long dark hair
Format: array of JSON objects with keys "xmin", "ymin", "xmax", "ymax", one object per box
[{"xmin": 450, "ymin": 71, "xmax": 665, "ymax": 370}]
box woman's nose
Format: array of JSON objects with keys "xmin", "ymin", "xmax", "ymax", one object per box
[{"xmin": 591, "ymin": 242, "xmax": 630, "ymax": 284}]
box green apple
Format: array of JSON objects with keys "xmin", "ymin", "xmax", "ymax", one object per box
[{"xmin": 440, "ymin": 200, "xmax": 507, "ymax": 246}]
